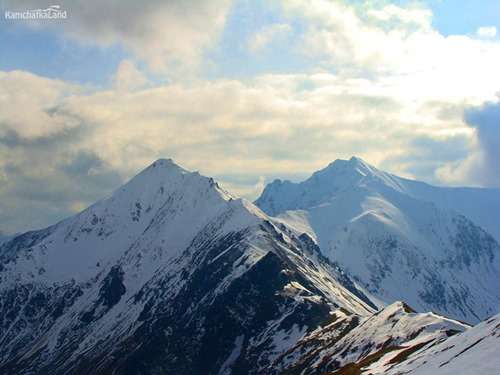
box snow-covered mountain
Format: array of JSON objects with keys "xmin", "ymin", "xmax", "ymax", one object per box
[
  {"xmin": 384, "ymin": 172, "xmax": 500, "ymax": 243},
  {"xmin": 256, "ymin": 157, "xmax": 500, "ymax": 323},
  {"xmin": 257, "ymin": 157, "xmax": 500, "ymax": 242},
  {"xmin": 1, "ymin": 158, "xmax": 498, "ymax": 374},
  {"xmin": 0, "ymin": 159, "xmax": 376, "ymax": 374}
]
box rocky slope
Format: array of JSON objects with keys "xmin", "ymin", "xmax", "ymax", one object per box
[
  {"xmin": 267, "ymin": 301, "xmax": 468, "ymax": 374},
  {"xmin": 311, "ymin": 308, "xmax": 500, "ymax": 375},
  {"xmin": 377, "ymin": 312, "xmax": 500, "ymax": 375}
]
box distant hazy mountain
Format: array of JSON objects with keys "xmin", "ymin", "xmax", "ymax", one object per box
[
  {"xmin": 0, "ymin": 234, "xmax": 9, "ymax": 246},
  {"xmin": 0, "ymin": 230, "xmax": 13, "ymax": 246},
  {"xmin": 0, "ymin": 158, "xmax": 498, "ymax": 374},
  {"xmin": 256, "ymin": 157, "xmax": 500, "ymax": 323}
]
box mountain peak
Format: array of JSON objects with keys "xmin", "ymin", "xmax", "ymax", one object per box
[
  {"xmin": 314, "ymin": 156, "xmax": 407, "ymax": 192},
  {"xmin": 104, "ymin": 158, "xmax": 235, "ymax": 221},
  {"xmin": 150, "ymin": 158, "xmax": 179, "ymax": 168},
  {"xmin": 349, "ymin": 155, "xmax": 370, "ymax": 167},
  {"xmin": 128, "ymin": 158, "xmax": 194, "ymax": 185},
  {"xmin": 145, "ymin": 158, "xmax": 188, "ymax": 174},
  {"xmin": 321, "ymin": 156, "xmax": 376, "ymax": 177},
  {"xmin": 255, "ymin": 156, "xmax": 405, "ymax": 216}
]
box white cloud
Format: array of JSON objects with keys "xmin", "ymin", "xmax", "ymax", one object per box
[
  {"xmin": 368, "ymin": 4, "xmax": 432, "ymax": 30},
  {"xmin": 248, "ymin": 23, "xmax": 292, "ymax": 53},
  {"xmin": 2, "ymin": 0, "xmax": 232, "ymax": 74},
  {"xmin": 0, "ymin": 67, "xmax": 482, "ymax": 233},
  {"xmin": 477, "ymin": 26, "xmax": 497, "ymax": 38},
  {"xmin": 219, "ymin": 176, "xmax": 266, "ymax": 200},
  {"xmin": 3, "ymin": 0, "xmax": 500, "ymax": 232},
  {"xmin": 281, "ymin": 0, "xmax": 500, "ymax": 104},
  {"xmin": 113, "ymin": 60, "xmax": 149, "ymax": 91},
  {"xmin": 0, "ymin": 71, "xmax": 80, "ymax": 139}
]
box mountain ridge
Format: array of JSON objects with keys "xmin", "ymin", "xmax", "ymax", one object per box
[
  {"xmin": 0, "ymin": 157, "xmax": 499, "ymax": 374},
  {"xmin": 0, "ymin": 158, "xmax": 378, "ymax": 374}
]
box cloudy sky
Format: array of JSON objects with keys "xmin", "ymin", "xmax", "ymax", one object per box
[{"xmin": 1, "ymin": 0, "xmax": 500, "ymax": 234}]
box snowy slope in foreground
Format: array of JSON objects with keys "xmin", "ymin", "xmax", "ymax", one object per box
[
  {"xmin": 283, "ymin": 305, "xmax": 499, "ymax": 375},
  {"xmin": 269, "ymin": 301, "xmax": 468, "ymax": 374},
  {"xmin": 256, "ymin": 157, "xmax": 500, "ymax": 323},
  {"xmin": 364, "ymin": 312, "xmax": 500, "ymax": 374}
]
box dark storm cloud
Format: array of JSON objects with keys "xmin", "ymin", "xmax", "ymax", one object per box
[
  {"xmin": 0, "ymin": 125, "xmax": 123, "ymax": 234},
  {"xmin": 463, "ymin": 101, "xmax": 500, "ymax": 186},
  {"xmin": 410, "ymin": 135, "xmax": 470, "ymax": 163},
  {"xmin": 465, "ymin": 102, "xmax": 500, "ymax": 162},
  {"xmin": 0, "ymin": 118, "xmax": 86, "ymax": 149},
  {"xmin": 380, "ymin": 134, "xmax": 470, "ymax": 185}
]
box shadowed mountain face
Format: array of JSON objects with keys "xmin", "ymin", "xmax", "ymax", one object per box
[
  {"xmin": 0, "ymin": 158, "xmax": 498, "ymax": 374},
  {"xmin": 256, "ymin": 157, "xmax": 500, "ymax": 323}
]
